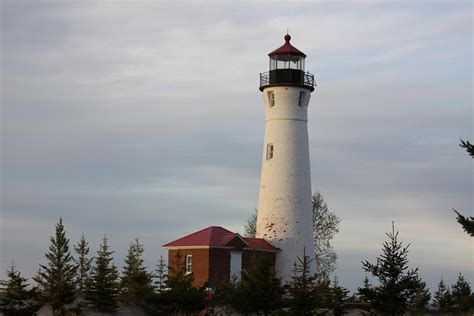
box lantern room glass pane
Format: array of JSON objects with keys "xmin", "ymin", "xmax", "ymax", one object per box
[
  {"xmin": 270, "ymin": 55, "xmax": 305, "ymax": 71},
  {"xmin": 289, "ymin": 59, "xmax": 299, "ymax": 69},
  {"xmin": 270, "ymin": 58, "xmax": 277, "ymax": 70},
  {"xmin": 276, "ymin": 60, "xmax": 286, "ymax": 69}
]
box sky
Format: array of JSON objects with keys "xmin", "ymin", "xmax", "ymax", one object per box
[{"xmin": 1, "ymin": 0, "xmax": 472, "ymax": 294}]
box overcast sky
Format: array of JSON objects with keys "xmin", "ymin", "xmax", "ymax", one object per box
[{"xmin": 1, "ymin": 0, "xmax": 472, "ymax": 293}]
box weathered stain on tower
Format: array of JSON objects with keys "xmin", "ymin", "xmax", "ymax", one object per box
[{"xmin": 256, "ymin": 34, "xmax": 316, "ymax": 282}]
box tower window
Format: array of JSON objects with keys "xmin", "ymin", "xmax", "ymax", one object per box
[
  {"xmin": 266, "ymin": 144, "xmax": 274, "ymax": 160},
  {"xmin": 268, "ymin": 91, "xmax": 275, "ymax": 107},
  {"xmin": 298, "ymin": 92, "xmax": 306, "ymax": 107},
  {"xmin": 185, "ymin": 254, "xmax": 192, "ymax": 274}
]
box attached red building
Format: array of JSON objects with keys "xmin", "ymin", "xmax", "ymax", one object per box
[{"xmin": 163, "ymin": 226, "xmax": 280, "ymax": 287}]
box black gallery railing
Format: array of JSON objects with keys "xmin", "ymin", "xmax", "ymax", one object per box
[{"xmin": 259, "ymin": 70, "xmax": 315, "ymax": 89}]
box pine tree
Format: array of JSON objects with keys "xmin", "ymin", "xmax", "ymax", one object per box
[
  {"xmin": 213, "ymin": 277, "xmax": 238, "ymax": 315},
  {"xmin": 451, "ymin": 273, "xmax": 472, "ymax": 312},
  {"xmin": 232, "ymin": 255, "xmax": 284, "ymax": 316},
  {"xmin": 119, "ymin": 238, "xmax": 154, "ymax": 306},
  {"xmin": 154, "ymin": 255, "xmax": 167, "ymax": 293},
  {"xmin": 433, "ymin": 277, "xmax": 454, "ymax": 312},
  {"xmin": 34, "ymin": 218, "xmax": 77, "ymax": 314},
  {"xmin": 314, "ymin": 273, "xmax": 332, "ymax": 309},
  {"xmin": 0, "ymin": 262, "xmax": 40, "ymax": 315},
  {"xmin": 72, "ymin": 233, "xmax": 92, "ymax": 313},
  {"xmin": 359, "ymin": 223, "xmax": 419, "ymax": 315},
  {"xmin": 453, "ymin": 209, "xmax": 474, "ymax": 237},
  {"xmin": 330, "ymin": 276, "xmax": 350, "ymax": 316},
  {"xmin": 244, "ymin": 208, "xmax": 258, "ymax": 237},
  {"xmin": 86, "ymin": 236, "xmax": 119, "ymax": 313},
  {"xmin": 159, "ymin": 251, "xmax": 205, "ymax": 314},
  {"xmin": 460, "ymin": 139, "xmax": 474, "ymax": 157},
  {"xmin": 453, "ymin": 139, "xmax": 474, "ymax": 236},
  {"xmin": 356, "ymin": 276, "xmax": 375, "ymax": 316},
  {"xmin": 73, "ymin": 234, "xmax": 92, "ymax": 296},
  {"xmin": 408, "ymin": 277, "xmax": 431, "ymax": 314},
  {"xmin": 357, "ymin": 275, "xmax": 372, "ymax": 303},
  {"xmin": 287, "ymin": 250, "xmax": 319, "ymax": 315}
]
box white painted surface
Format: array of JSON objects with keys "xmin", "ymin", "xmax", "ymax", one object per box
[
  {"xmin": 256, "ymin": 85, "xmax": 315, "ymax": 282},
  {"xmin": 230, "ymin": 250, "xmax": 243, "ymax": 280}
]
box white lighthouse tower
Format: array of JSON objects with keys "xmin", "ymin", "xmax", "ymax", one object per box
[{"xmin": 256, "ymin": 34, "xmax": 316, "ymax": 281}]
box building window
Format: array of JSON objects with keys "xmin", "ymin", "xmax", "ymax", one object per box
[
  {"xmin": 185, "ymin": 254, "xmax": 192, "ymax": 274},
  {"xmin": 266, "ymin": 144, "xmax": 274, "ymax": 160},
  {"xmin": 298, "ymin": 91, "xmax": 306, "ymax": 107},
  {"xmin": 268, "ymin": 91, "xmax": 275, "ymax": 107}
]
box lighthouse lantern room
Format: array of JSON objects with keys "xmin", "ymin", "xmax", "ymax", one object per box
[{"xmin": 259, "ymin": 34, "xmax": 315, "ymax": 91}]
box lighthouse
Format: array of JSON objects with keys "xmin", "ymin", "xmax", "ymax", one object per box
[{"xmin": 256, "ymin": 34, "xmax": 316, "ymax": 281}]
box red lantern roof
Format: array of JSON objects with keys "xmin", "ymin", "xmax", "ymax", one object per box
[{"xmin": 268, "ymin": 34, "xmax": 306, "ymax": 58}]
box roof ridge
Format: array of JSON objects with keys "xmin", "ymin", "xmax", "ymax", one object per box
[{"xmin": 209, "ymin": 226, "xmax": 234, "ymax": 233}]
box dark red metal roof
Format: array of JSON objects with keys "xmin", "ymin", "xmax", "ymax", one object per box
[
  {"xmin": 163, "ymin": 226, "xmax": 280, "ymax": 252},
  {"xmin": 163, "ymin": 226, "xmax": 237, "ymax": 247},
  {"xmin": 243, "ymin": 237, "xmax": 280, "ymax": 251},
  {"xmin": 268, "ymin": 34, "xmax": 306, "ymax": 58}
]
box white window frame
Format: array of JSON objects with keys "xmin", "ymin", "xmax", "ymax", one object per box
[
  {"xmin": 268, "ymin": 91, "xmax": 275, "ymax": 107},
  {"xmin": 185, "ymin": 254, "xmax": 192, "ymax": 274},
  {"xmin": 230, "ymin": 251, "xmax": 243, "ymax": 281},
  {"xmin": 266, "ymin": 144, "xmax": 274, "ymax": 160}
]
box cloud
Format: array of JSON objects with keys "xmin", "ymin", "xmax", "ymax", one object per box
[{"xmin": 1, "ymin": 0, "xmax": 472, "ymax": 292}]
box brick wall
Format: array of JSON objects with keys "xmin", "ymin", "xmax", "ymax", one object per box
[
  {"xmin": 168, "ymin": 249, "xmax": 210, "ymax": 287},
  {"xmin": 242, "ymin": 251, "xmax": 277, "ymax": 272},
  {"xmin": 208, "ymin": 248, "xmax": 231, "ymax": 286},
  {"xmin": 167, "ymin": 248, "xmax": 278, "ymax": 287}
]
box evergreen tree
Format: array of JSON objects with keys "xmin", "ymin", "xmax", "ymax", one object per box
[
  {"xmin": 453, "ymin": 139, "xmax": 474, "ymax": 236},
  {"xmin": 0, "ymin": 262, "xmax": 40, "ymax": 315},
  {"xmin": 356, "ymin": 276, "xmax": 375, "ymax": 316},
  {"xmin": 73, "ymin": 233, "xmax": 92, "ymax": 297},
  {"xmin": 312, "ymin": 191, "xmax": 340, "ymax": 276},
  {"xmin": 158, "ymin": 251, "xmax": 205, "ymax": 314},
  {"xmin": 154, "ymin": 255, "xmax": 167, "ymax": 293},
  {"xmin": 433, "ymin": 277, "xmax": 454, "ymax": 312},
  {"xmin": 330, "ymin": 276, "xmax": 350, "ymax": 316},
  {"xmin": 287, "ymin": 250, "xmax": 319, "ymax": 315},
  {"xmin": 119, "ymin": 238, "xmax": 154, "ymax": 306},
  {"xmin": 213, "ymin": 277, "xmax": 238, "ymax": 316},
  {"xmin": 408, "ymin": 277, "xmax": 431, "ymax": 314},
  {"xmin": 72, "ymin": 234, "xmax": 92, "ymax": 314},
  {"xmin": 314, "ymin": 273, "xmax": 333, "ymax": 309},
  {"xmin": 453, "ymin": 209, "xmax": 474, "ymax": 237},
  {"xmin": 85, "ymin": 236, "xmax": 119, "ymax": 313},
  {"xmin": 358, "ymin": 223, "xmax": 420, "ymax": 315},
  {"xmin": 232, "ymin": 255, "xmax": 284, "ymax": 316},
  {"xmin": 34, "ymin": 218, "xmax": 77, "ymax": 314},
  {"xmin": 460, "ymin": 138, "xmax": 474, "ymax": 157},
  {"xmin": 244, "ymin": 208, "xmax": 258, "ymax": 237},
  {"xmin": 451, "ymin": 273, "xmax": 472, "ymax": 312},
  {"xmin": 357, "ymin": 275, "xmax": 372, "ymax": 303}
]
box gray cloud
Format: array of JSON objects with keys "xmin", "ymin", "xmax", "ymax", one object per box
[{"xmin": 1, "ymin": 0, "xmax": 472, "ymax": 293}]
